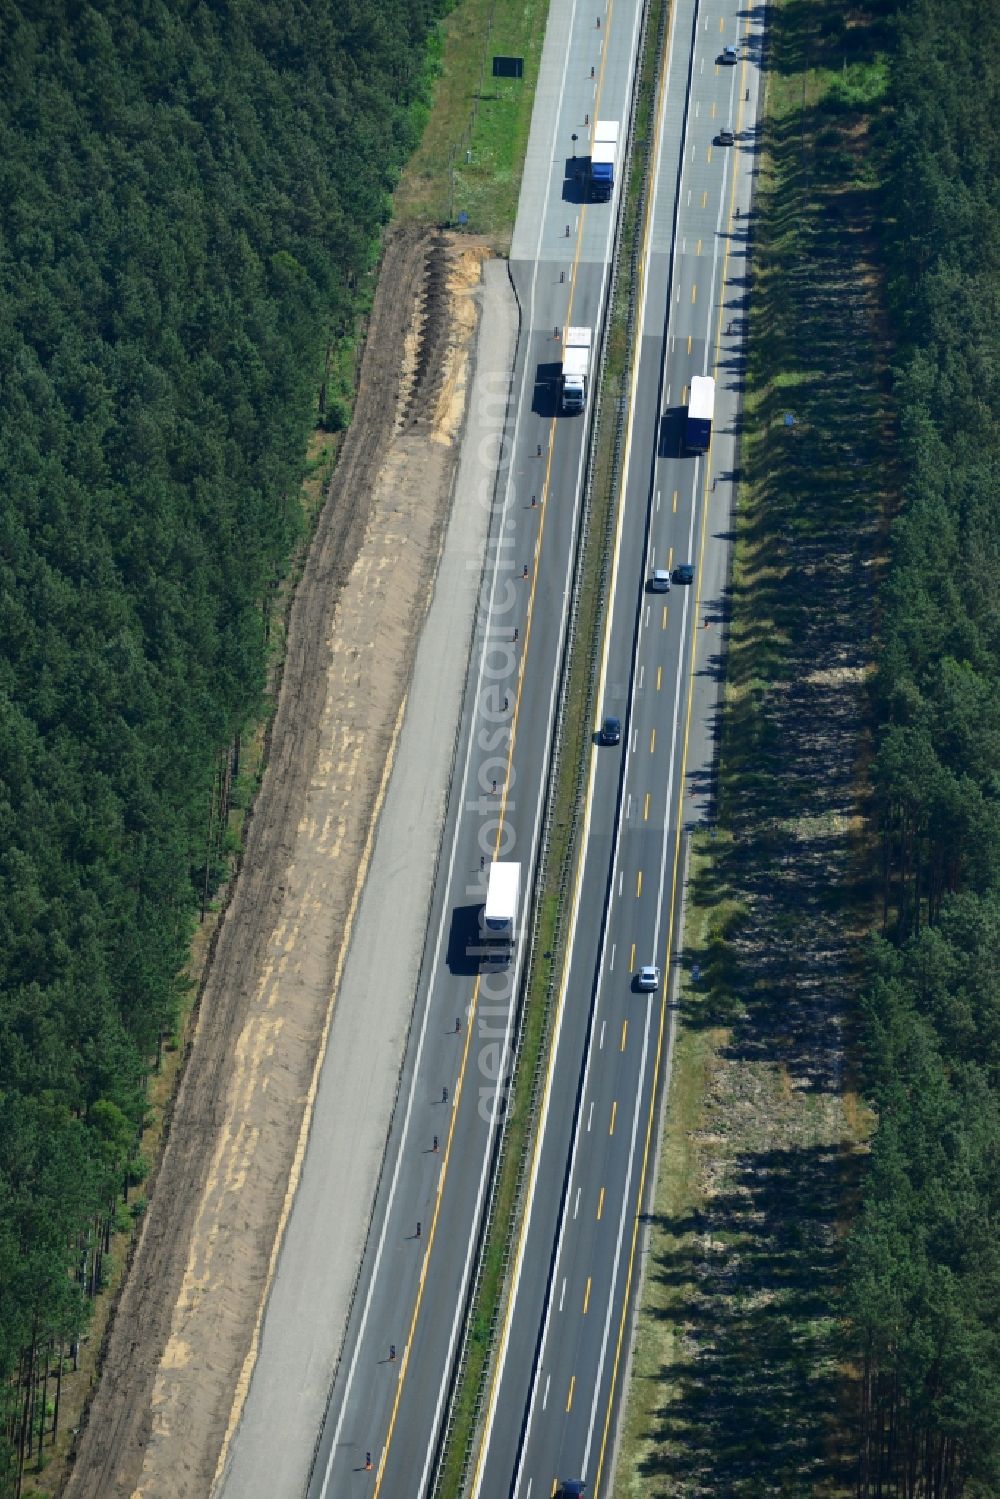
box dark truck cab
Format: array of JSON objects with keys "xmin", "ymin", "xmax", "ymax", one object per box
[{"xmin": 685, "ymin": 374, "xmax": 715, "ymax": 453}]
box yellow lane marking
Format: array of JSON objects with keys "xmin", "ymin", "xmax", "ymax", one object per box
[
  {"xmin": 597, "ymin": 1187, "xmax": 605, "ymax": 1221},
  {"xmin": 707, "ymin": 145, "xmax": 713, "ymax": 162},
  {"xmin": 649, "ymin": 728, "xmax": 656, "ymax": 754},
  {"xmin": 566, "ymin": 1376, "xmax": 576, "ymax": 1413},
  {"xmin": 672, "ymin": 488, "xmax": 678, "ymax": 512},
  {"xmin": 591, "ymin": 33, "xmax": 752, "ymax": 1495},
  {"xmin": 643, "ymin": 792, "xmax": 650, "ymax": 820},
  {"xmin": 686, "ymin": 334, "xmax": 691, "ymax": 354},
  {"xmin": 668, "ymin": 546, "xmax": 674, "ymax": 570},
  {"xmin": 691, "ymin": 283, "xmax": 697, "ymax": 303},
  {"xmin": 583, "ymin": 1277, "xmax": 592, "ymax": 1315},
  {"xmin": 377, "ymin": 3, "xmax": 611, "ymax": 1482},
  {"xmin": 629, "ymin": 941, "xmax": 636, "ymax": 970},
  {"xmin": 656, "ymin": 665, "xmax": 663, "ymax": 690},
  {"xmin": 469, "ymin": 0, "xmax": 664, "ymax": 1483},
  {"xmin": 701, "ymin": 190, "xmax": 707, "ymax": 208},
  {"xmin": 373, "ymin": 959, "xmax": 479, "ymax": 1490},
  {"xmin": 620, "ymin": 1019, "xmax": 628, "ymax": 1051},
  {"xmin": 610, "ymin": 1099, "xmax": 618, "ymax": 1135},
  {"xmin": 636, "ymin": 869, "xmax": 643, "ymax": 897},
  {"xmin": 661, "ymin": 605, "xmax": 668, "ymax": 630},
  {"xmin": 696, "ymin": 238, "xmax": 702, "ymax": 254},
  {"xmin": 383, "ymin": 308, "xmax": 568, "ymax": 1473}
]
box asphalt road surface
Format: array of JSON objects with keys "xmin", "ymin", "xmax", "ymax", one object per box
[
  {"xmin": 304, "ymin": 0, "xmax": 647, "ymax": 1494},
  {"xmin": 467, "ymin": 0, "xmax": 765, "ymax": 1495}
]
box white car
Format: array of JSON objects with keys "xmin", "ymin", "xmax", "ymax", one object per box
[
  {"xmin": 649, "ymin": 569, "xmax": 671, "ymax": 592},
  {"xmin": 637, "ymin": 965, "xmax": 660, "ymax": 991}
]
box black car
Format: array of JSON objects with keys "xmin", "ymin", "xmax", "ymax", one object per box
[
  {"xmin": 720, "ymin": 44, "xmax": 739, "ymax": 64},
  {"xmin": 718, "ymin": 127, "xmax": 736, "ymax": 146},
  {"xmin": 600, "ymin": 715, "xmax": 622, "ymax": 745},
  {"xmin": 557, "ymin": 1486, "xmax": 586, "ymax": 1498},
  {"xmin": 673, "ymin": 563, "xmax": 695, "ymax": 585}
]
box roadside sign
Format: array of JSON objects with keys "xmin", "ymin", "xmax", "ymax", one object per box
[{"xmin": 493, "ymin": 55, "xmax": 524, "ymax": 78}]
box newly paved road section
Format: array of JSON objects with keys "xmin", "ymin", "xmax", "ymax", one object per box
[
  {"xmin": 303, "ymin": 1, "xmax": 646, "ymax": 1494},
  {"xmin": 470, "ymin": 1, "xmax": 765, "ymax": 1495}
]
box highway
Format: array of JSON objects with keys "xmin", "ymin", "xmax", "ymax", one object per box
[
  {"xmin": 304, "ymin": 0, "xmax": 647, "ymax": 1492},
  {"xmin": 468, "ymin": 0, "xmax": 765, "ymax": 1493},
  {"xmin": 303, "ymin": 0, "xmax": 764, "ymax": 1488}
]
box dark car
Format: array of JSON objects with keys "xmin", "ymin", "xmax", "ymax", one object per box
[
  {"xmin": 673, "ymin": 563, "xmax": 695, "ymax": 585},
  {"xmin": 720, "ymin": 44, "xmax": 739, "ymax": 64},
  {"xmin": 600, "ymin": 715, "xmax": 621, "ymax": 745},
  {"xmin": 718, "ymin": 127, "xmax": 736, "ymax": 146},
  {"xmin": 557, "ymin": 1486, "xmax": 586, "ymax": 1498}
]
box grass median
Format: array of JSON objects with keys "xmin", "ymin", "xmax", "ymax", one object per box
[
  {"xmin": 433, "ymin": 0, "xmax": 672, "ymax": 1489},
  {"xmin": 394, "ymin": 0, "xmax": 550, "ymax": 243}
]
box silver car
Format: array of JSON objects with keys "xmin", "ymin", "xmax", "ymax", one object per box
[
  {"xmin": 649, "ymin": 568, "xmax": 671, "ymax": 592},
  {"xmin": 637, "ymin": 965, "xmax": 660, "ymax": 991}
]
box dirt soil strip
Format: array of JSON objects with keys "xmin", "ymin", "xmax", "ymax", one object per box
[{"xmin": 64, "ymin": 225, "xmax": 487, "ymax": 1499}]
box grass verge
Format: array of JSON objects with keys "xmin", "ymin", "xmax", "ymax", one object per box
[
  {"xmin": 394, "ymin": 0, "xmax": 550, "ymax": 243},
  {"xmin": 611, "ymin": 0, "xmax": 898, "ymax": 1493}
]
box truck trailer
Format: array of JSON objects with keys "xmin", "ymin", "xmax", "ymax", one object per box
[
  {"xmin": 589, "ymin": 120, "xmax": 620, "ymax": 201},
  {"xmin": 560, "ymin": 327, "xmax": 593, "ymax": 413},
  {"xmin": 686, "ymin": 375, "xmax": 715, "ymax": 453},
  {"xmin": 480, "ymin": 861, "xmax": 521, "ymax": 965}
]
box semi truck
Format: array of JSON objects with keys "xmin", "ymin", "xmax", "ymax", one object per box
[
  {"xmin": 588, "ymin": 120, "xmax": 619, "ymax": 201},
  {"xmin": 560, "ymin": 326, "xmax": 593, "ymax": 413},
  {"xmin": 686, "ymin": 375, "xmax": 715, "ymax": 452},
  {"xmin": 480, "ymin": 861, "xmax": 521, "ymax": 965}
]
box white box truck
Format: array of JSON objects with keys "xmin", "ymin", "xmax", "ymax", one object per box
[
  {"xmin": 686, "ymin": 375, "xmax": 715, "ymax": 452},
  {"xmin": 560, "ymin": 327, "xmax": 593, "ymax": 414},
  {"xmin": 481, "ymin": 861, "xmax": 521, "ymax": 964},
  {"xmin": 589, "ymin": 120, "xmax": 619, "ymax": 201}
]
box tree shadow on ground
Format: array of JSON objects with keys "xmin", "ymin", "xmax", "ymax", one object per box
[
  {"xmin": 631, "ymin": 0, "xmax": 896, "ymax": 1487},
  {"xmin": 641, "ymin": 1142, "xmax": 853, "ymax": 1494}
]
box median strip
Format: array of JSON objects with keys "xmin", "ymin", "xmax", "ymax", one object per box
[{"xmin": 431, "ymin": 0, "xmax": 673, "ymax": 1489}]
